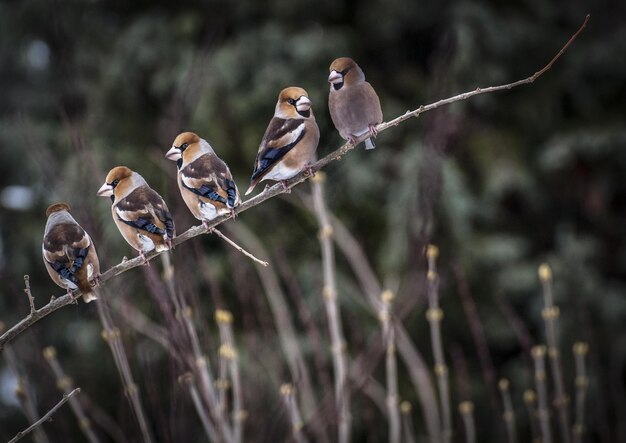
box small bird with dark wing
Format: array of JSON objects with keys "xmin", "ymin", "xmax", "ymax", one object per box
[
  {"xmin": 328, "ymin": 57, "xmax": 383, "ymax": 150},
  {"xmin": 42, "ymin": 202, "xmax": 100, "ymax": 303},
  {"xmin": 165, "ymin": 131, "xmax": 240, "ymax": 224},
  {"xmin": 246, "ymin": 86, "xmax": 320, "ymax": 195},
  {"xmin": 97, "ymin": 166, "xmax": 175, "ymax": 261}
]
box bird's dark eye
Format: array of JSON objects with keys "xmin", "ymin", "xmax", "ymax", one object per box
[
  {"xmin": 180, "ymin": 143, "xmax": 189, "ymax": 151},
  {"xmin": 287, "ymin": 98, "xmax": 296, "ymax": 106},
  {"xmin": 341, "ymin": 68, "xmax": 350, "ymax": 76},
  {"xmin": 111, "ymin": 179, "xmax": 120, "ymax": 187}
]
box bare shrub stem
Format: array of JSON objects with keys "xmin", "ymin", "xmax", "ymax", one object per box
[
  {"xmin": 538, "ymin": 264, "xmax": 571, "ymax": 443},
  {"xmin": 498, "ymin": 378, "xmax": 517, "ymax": 443},
  {"xmin": 306, "ymin": 201, "xmax": 442, "ymax": 442},
  {"xmin": 3, "ymin": 344, "xmax": 50, "ymax": 443},
  {"xmin": 225, "ymin": 222, "xmax": 322, "ymax": 440},
  {"xmin": 280, "ymin": 384, "xmax": 308, "ymax": 443},
  {"xmin": 43, "ymin": 347, "xmax": 101, "ymax": 443},
  {"xmin": 311, "ymin": 174, "xmax": 351, "ymax": 443},
  {"xmin": 426, "ymin": 245, "xmax": 453, "ymax": 442},
  {"xmin": 458, "ymin": 401, "xmax": 476, "ymax": 443},
  {"xmin": 532, "ymin": 345, "xmax": 553, "ymax": 443},
  {"xmin": 523, "ymin": 390, "xmax": 541, "ymax": 443},
  {"xmin": 96, "ymin": 298, "xmax": 154, "ymax": 443},
  {"xmin": 572, "ymin": 342, "xmax": 589, "ymax": 443},
  {"xmin": 216, "ymin": 309, "xmax": 244, "ymax": 443},
  {"xmin": 9, "ymin": 388, "xmax": 80, "ymax": 443},
  {"xmin": 400, "ymin": 401, "xmax": 417, "ymax": 443},
  {"xmin": 380, "ymin": 290, "xmax": 400, "ymax": 443}
]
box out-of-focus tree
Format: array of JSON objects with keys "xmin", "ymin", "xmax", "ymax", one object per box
[{"xmin": 0, "ymin": 0, "xmax": 624, "ymax": 441}]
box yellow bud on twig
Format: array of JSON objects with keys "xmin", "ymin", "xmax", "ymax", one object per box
[
  {"xmin": 538, "ymin": 263, "xmax": 552, "ymax": 282},
  {"xmin": 573, "ymin": 342, "xmax": 589, "ymax": 356},
  {"xmin": 400, "ymin": 401, "xmax": 412, "ymax": 414},
  {"xmin": 427, "ymin": 244, "xmax": 439, "ymax": 259},
  {"xmin": 43, "ymin": 346, "xmax": 57, "ymax": 361},
  {"xmin": 523, "ymin": 390, "xmax": 536, "ymax": 404},
  {"xmin": 459, "ymin": 401, "xmax": 474, "ymax": 414},
  {"xmin": 381, "ymin": 289, "xmax": 394, "ymax": 303},
  {"xmin": 215, "ymin": 309, "xmax": 233, "ymax": 324},
  {"xmin": 280, "ymin": 383, "xmax": 294, "ymax": 396}
]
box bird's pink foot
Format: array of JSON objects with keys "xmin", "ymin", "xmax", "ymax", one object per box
[
  {"xmin": 368, "ymin": 124, "xmax": 379, "ymax": 138},
  {"xmin": 67, "ymin": 289, "xmax": 78, "ymax": 304},
  {"xmin": 139, "ymin": 252, "xmax": 150, "ymax": 266},
  {"xmin": 202, "ymin": 220, "xmax": 215, "ymax": 233},
  {"xmin": 348, "ymin": 135, "xmax": 358, "ymax": 145},
  {"xmin": 280, "ymin": 181, "xmax": 291, "ymax": 193},
  {"xmin": 303, "ymin": 164, "xmax": 315, "ymax": 177},
  {"xmin": 230, "ymin": 208, "xmax": 237, "ymax": 220}
]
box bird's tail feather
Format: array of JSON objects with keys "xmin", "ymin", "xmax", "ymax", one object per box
[{"xmin": 364, "ymin": 137, "xmax": 376, "ymax": 150}]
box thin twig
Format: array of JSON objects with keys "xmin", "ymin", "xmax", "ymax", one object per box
[
  {"xmin": 226, "ymin": 222, "xmax": 320, "ymax": 433},
  {"xmin": 458, "ymin": 401, "xmax": 476, "ymax": 443},
  {"xmin": 43, "ymin": 347, "xmax": 101, "ymax": 443},
  {"xmin": 179, "ymin": 306, "xmax": 235, "ymax": 443},
  {"xmin": 9, "ymin": 388, "xmax": 80, "ymax": 443},
  {"xmin": 498, "ymin": 379, "xmax": 517, "ymax": 443},
  {"xmin": 216, "ymin": 309, "xmax": 245, "ymax": 443},
  {"xmin": 23, "ymin": 275, "xmax": 36, "ymax": 315},
  {"xmin": 97, "ymin": 299, "xmax": 155, "ymax": 443},
  {"xmin": 212, "ymin": 228, "xmax": 268, "ymax": 267},
  {"xmin": 281, "ymin": 384, "xmax": 308, "ymax": 443},
  {"xmin": 308, "ymin": 201, "xmax": 442, "ymax": 442},
  {"xmin": 523, "ymin": 390, "xmax": 541, "ymax": 443},
  {"xmin": 453, "ymin": 264, "xmax": 498, "ymax": 412},
  {"xmin": 425, "ymin": 245, "xmax": 453, "ymax": 443},
  {"xmin": 400, "ymin": 401, "xmax": 417, "ymax": 443},
  {"xmin": 0, "ymin": 14, "xmax": 590, "ymax": 351},
  {"xmin": 311, "ymin": 174, "xmax": 351, "ymax": 443},
  {"xmin": 179, "ymin": 373, "xmax": 220, "ymax": 443},
  {"xmin": 111, "ymin": 299, "xmax": 173, "ymax": 352},
  {"xmin": 538, "ymin": 264, "xmax": 571, "ymax": 443},
  {"xmin": 159, "ymin": 249, "xmax": 235, "ymax": 443},
  {"xmin": 572, "ymin": 342, "xmax": 589, "ymax": 443},
  {"xmin": 380, "ymin": 290, "xmax": 400, "ymax": 443},
  {"xmin": 532, "ymin": 345, "xmax": 553, "ymax": 443},
  {"xmin": 4, "ymin": 344, "xmax": 50, "ymax": 443}
]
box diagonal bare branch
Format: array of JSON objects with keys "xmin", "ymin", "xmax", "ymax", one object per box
[{"xmin": 9, "ymin": 388, "xmax": 81, "ymax": 443}]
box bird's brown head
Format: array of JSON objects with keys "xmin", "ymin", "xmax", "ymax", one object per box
[
  {"xmin": 45, "ymin": 202, "xmax": 71, "ymax": 217},
  {"xmin": 328, "ymin": 57, "xmax": 364, "ymax": 90},
  {"xmin": 276, "ymin": 87, "xmax": 313, "ymax": 119},
  {"xmin": 97, "ymin": 166, "xmax": 134, "ymax": 198},
  {"xmin": 166, "ymin": 131, "xmax": 202, "ymax": 163}
]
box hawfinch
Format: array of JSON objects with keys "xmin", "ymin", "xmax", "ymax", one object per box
[
  {"xmin": 246, "ymin": 86, "xmax": 320, "ymax": 195},
  {"xmin": 97, "ymin": 166, "xmax": 175, "ymax": 260},
  {"xmin": 328, "ymin": 57, "xmax": 383, "ymax": 150},
  {"xmin": 165, "ymin": 132, "xmax": 240, "ymax": 224},
  {"xmin": 42, "ymin": 202, "xmax": 100, "ymax": 302}
]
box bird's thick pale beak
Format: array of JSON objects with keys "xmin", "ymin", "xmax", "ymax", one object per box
[
  {"xmin": 328, "ymin": 70, "xmax": 343, "ymax": 84},
  {"xmin": 97, "ymin": 183, "xmax": 113, "ymax": 197},
  {"xmin": 296, "ymin": 96, "xmax": 312, "ymax": 112},
  {"xmin": 165, "ymin": 146, "xmax": 181, "ymax": 161}
]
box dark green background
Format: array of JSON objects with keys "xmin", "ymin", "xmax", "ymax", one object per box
[{"xmin": 0, "ymin": 0, "xmax": 624, "ymax": 441}]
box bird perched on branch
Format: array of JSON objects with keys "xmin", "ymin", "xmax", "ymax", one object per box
[
  {"xmin": 97, "ymin": 166, "xmax": 175, "ymax": 261},
  {"xmin": 42, "ymin": 203, "xmax": 100, "ymax": 303},
  {"xmin": 328, "ymin": 57, "xmax": 383, "ymax": 150},
  {"xmin": 166, "ymin": 131, "xmax": 240, "ymax": 224},
  {"xmin": 246, "ymin": 86, "xmax": 320, "ymax": 195}
]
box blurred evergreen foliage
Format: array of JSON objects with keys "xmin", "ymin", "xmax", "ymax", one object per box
[{"xmin": 0, "ymin": 0, "xmax": 624, "ymax": 441}]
